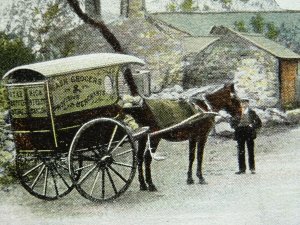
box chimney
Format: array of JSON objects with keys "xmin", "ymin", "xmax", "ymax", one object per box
[
  {"xmin": 121, "ymin": 0, "xmax": 146, "ymax": 18},
  {"xmin": 120, "ymin": 0, "xmax": 129, "ymax": 18}
]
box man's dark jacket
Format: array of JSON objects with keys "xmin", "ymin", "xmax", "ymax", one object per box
[{"xmin": 230, "ymin": 109, "xmax": 262, "ymax": 140}]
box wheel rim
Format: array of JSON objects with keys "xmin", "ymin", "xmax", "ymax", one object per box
[
  {"xmin": 16, "ymin": 152, "xmax": 74, "ymax": 200},
  {"xmin": 69, "ymin": 118, "xmax": 137, "ymax": 203}
]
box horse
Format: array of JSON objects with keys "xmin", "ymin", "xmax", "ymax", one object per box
[{"xmin": 135, "ymin": 83, "xmax": 241, "ymax": 191}]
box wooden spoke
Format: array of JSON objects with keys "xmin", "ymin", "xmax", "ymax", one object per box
[
  {"xmin": 69, "ymin": 118, "xmax": 137, "ymax": 202},
  {"xmin": 107, "ymin": 125, "xmax": 118, "ymax": 152},
  {"xmin": 109, "ymin": 135, "xmax": 128, "ymax": 154},
  {"xmin": 75, "ymin": 148, "xmax": 89, "ymax": 152},
  {"xmin": 114, "ymin": 149, "xmax": 133, "ymax": 157},
  {"xmin": 50, "ymin": 167, "xmax": 59, "ymax": 197},
  {"xmin": 30, "ymin": 165, "xmax": 45, "ymax": 189},
  {"xmin": 53, "ymin": 166, "xmax": 71, "ymax": 189},
  {"xmin": 78, "ymin": 165, "xmax": 97, "ymax": 185},
  {"xmin": 22, "ymin": 162, "xmax": 43, "ymax": 177},
  {"xmin": 43, "ymin": 167, "xmax": 48, "ymax": 196},
  {"xmin": 75, "ymin": 163, "xmax": 94, "ymax": 172},
  {"xmin": 108, "ymin": 166, "xmax": 127, "ymax": 183},
  {"xmin": 101, "ymin": 169, "xmax": 105, "ymax": 199},
  {"xmin": 90, "ymin": 169, "xmax": 101, "ymax": 196},
  {"xmin": 112, "ymin": 161, "xmax": 135, "ymax": 169},
  {"xmin": 106, "ymin": 168, "xmax": 118, "ymax": 195},
  {"xmin": 16, "ymin": 153, "xmax": 74, "ymax": 200}
]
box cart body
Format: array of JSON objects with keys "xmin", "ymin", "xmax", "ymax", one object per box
[{"xmin": 3, "ymin": 53, "xmax": 144, "ymax": 153}]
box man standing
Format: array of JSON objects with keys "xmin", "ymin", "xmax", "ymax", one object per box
[{"xmin": 230, "ymin": 98, "xmax": 262, "ymax": 174}]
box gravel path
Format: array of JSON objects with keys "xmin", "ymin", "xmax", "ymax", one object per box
[{"xmin": 0, "ymin": 126, "xmax": 299, "ymax": 225}]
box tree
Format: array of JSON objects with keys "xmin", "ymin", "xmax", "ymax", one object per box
[
  {"xmin": 180, "ymin": 0, "xmax": 195, "ymax": 12},
  {"xmin": 0, "ymin": 32, "xmax": 35, "ymax": 113},
  {"xmin": 266, "ymin": 22, "xmax": 279, "ymax": 40},
  {"xmin": 250, "ymin": 14, "xmax": 265, "ymax": 33},
  {"xmin": 0, "ymin": 32, "xmax": 35, "ymax": 78},
  {"xmin": 166, "ymin": 1, "xmax": 177, "ymax": 12},
  {"xmin": 31, "ymin": 1, "xmax": 78, "ymax": 60},
  {"xmin": 234, "ymin": 20, "xmax": 248, "ymax": 32},
  {"xmin": 66, "ymin": 0, "xmax": 139, "ymax": 96}
]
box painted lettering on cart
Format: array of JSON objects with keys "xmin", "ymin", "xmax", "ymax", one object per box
[
  {"xmin": 51, "ymin": 67, "xmax": 118, "ymax": 115},
  {"xmin": 8, "ymin": 86, "xmax": 47, "ymax": 118}
]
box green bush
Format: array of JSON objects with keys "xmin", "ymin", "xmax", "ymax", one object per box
[
  {"xmin": 180, "ymin": 0, "xmax": 195, "ymax": 12},
  {"xmin": 234, "ymin": 20, "xmax": 248, "ymax": 32},
  {"xmin": 250, "ymin": 14, "xmax": 265, "ymax": 33},
  {"xmin": 0, "ymin": 32, "xmax": 36, "ymax": 79},
  {"xmin": 266, "ymin": 22, "xmax": 280, "ymax": 40},
  {"xmin": 0, "ymin": 86, "xmax": 8, "ymax": 112}
]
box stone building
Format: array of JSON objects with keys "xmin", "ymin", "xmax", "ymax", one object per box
[
  {"xmin": 181, "ymin": 26, "xmax": 300, "ymax": 109},
  {"xmin": 67, "ymin": 2, "xmax": 300, "ymax": 109}
]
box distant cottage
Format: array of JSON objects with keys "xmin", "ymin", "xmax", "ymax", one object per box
[
  {"xmin": 69, "ymin": 3, "xmax": 300, "ymax": 109},
  {"xmin": 148, "ymin": 12, "xmax": 300, "ymax": 109},
  {"xmin": 181, "ymin": 26, "xmax": 300, "ymax": 109}
]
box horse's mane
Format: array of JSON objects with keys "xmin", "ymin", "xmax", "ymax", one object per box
[{"xmin": 186, "ymin": 84, "xmax": 229, "ymax": 101}]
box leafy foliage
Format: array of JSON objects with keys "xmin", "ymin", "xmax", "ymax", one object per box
[
  {"xmin": 166, "ymin": 0, "xmax": 197, "ymax": 12},
  {"xmin": 221, "ymin": 0, "xmax": 232, "ymax": 4},
  {"xmin": 31, "ymin": 1, "xmax": 76, "ymax": 60},
  {"xmin": 266, "ymin": 22, "xmax": 279, "ymax": 40},
  {"xmin": 234, "ymin": 20, "xmax": 248, "ymax": 32},
  {"xmin": 166, "ymin": 2, "xmax": 177, "ymax": 12},
  {"xmin": 180, "ymin": 0, "xmax": 197, "ymax": 12},
  {"xmin": 0, "ymin": 87, "xmax": 8, "ymax": 111},
  {"xmin": 180, "ymin": 0, "xmax": 193, "ymax": 11},
  {"xmin": 250, "ymin": 14, "xmax": 265, "ymax": 33},
  {"xmin": 0, "ymin": 32, "xmax": 35, "ymax": 78},
  {"xmin": 234, "ymin": 14, "xmax": 281, "ymax": 41}
]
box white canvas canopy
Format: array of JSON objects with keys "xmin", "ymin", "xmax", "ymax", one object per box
[{"xmin": 2, "ymin": 53, "xmax": 145, "ymax": 83}]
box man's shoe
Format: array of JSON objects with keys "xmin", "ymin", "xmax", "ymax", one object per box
[
  {"xmin": 235, "ymin": 171, "xmax": 245, "ymax": 174},
  {"xmin": 250, "ymin": 170, "xmax": 256, "ymax": 174}
]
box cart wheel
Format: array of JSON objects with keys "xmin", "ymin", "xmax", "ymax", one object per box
[
  {"xmin": 16, "ymin": 152, "xmax": 74, "ymax": 200},
  {"xmin": 69, "ymin": 118, "xmax": 137, "ymax": 203}
]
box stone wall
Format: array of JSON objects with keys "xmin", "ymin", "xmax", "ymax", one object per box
[{"xmin": 183, "ymin": 34, "xmax": 280, "ymax": 109}]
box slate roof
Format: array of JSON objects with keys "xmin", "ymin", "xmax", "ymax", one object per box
[
  {"xmin": 182, "ymin": 36, "xmax": 220, "ymax": 53},
  {"xmin": 151, "ymin": 11, "xmax": 300, "ymax": 59},
  {"xmin": 210, "ymin": 26, "xmax": 300, "ymax": 59},
  {"xmin": 151, "ymin": 11, "xmax": 300, "ymax": 36}
]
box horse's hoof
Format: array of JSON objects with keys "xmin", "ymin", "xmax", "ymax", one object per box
[
  {"xmin": 199, "ymin": 178, "xmax": 208, "ymax": 185},
  {"xmin": 148, "ymin": 184, "xmax": 158, "ymax": 192},
  {"xmin": 187, "ymin": 178, "xmax": 194, "ymax": 185},
  {"xmin": 140, "ymin": 184, "xmax": 148, "ymax": 191}
]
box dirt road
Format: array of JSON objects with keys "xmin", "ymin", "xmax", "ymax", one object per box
[{"xmin": 1, "ymin": 125, "xmax": 299, "ymax": 225}]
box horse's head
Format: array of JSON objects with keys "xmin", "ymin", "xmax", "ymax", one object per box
[
  {"xmin": 205, "ymin": 83, "xmax": 241, "ymax": 118},
  {"xmin": 222, "ymin": 83, "xmax": 242, "ymax": 118}
]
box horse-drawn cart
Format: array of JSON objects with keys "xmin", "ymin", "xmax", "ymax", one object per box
[{"xmin": 2, "ymin": 53, "xmax": 239, "ymax": 202}]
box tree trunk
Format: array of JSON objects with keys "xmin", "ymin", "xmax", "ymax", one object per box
[{"xmin": 66, "ymin": 0, "xmax": 139, "ymax": 95}]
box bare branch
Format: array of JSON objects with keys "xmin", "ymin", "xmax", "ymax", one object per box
[
  {"xmin": 66, "ymin": 0, "xmax": 123, "ymax": 53},
  {"xmin": 66, "ymin": 0, "xmax": 139, "ymax": 96}
]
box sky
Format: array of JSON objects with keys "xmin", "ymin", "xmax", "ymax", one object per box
[{"xmin": 276, "ymin": 0, "xmax": 300, "ymax": 9}]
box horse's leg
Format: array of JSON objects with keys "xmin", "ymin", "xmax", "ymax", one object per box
[
  {"xmin": 196, "ymin": 135, "xmax": 209, "ymax": 185},
  {"xmin": 137, "ymin": 138, "xmax": 147, "ymax": 191},
  {"xmin": 144, "ymin": 138, "xmax": 160, "ymax": 192},
  {"xmin": 187, "ymin": 137, "xmax": 196, "ymax": 184}
]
